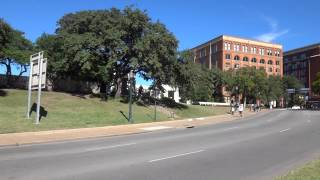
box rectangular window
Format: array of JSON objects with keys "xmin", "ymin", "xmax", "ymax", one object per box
[
  {"xmin": 269, "ymin": 67, "xmax": 273, "ymax": 72},
  {"xmin": 225, "ymin": 54, "xmax": 231, "ymax": 60},
  {"xmin": 253, "ymin": 47, "xmax": 257, "ymax": 54}
]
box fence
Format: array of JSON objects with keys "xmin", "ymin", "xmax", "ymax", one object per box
[{"xmin": 0, "ymin": 75, "xmax": 28, "ymax": 89}]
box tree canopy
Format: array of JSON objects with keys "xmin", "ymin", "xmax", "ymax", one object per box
[
  {"xmin": 0, "ymin": 18, "xmax": 33, "ymax": 87},
  {"xmin": 37, "ymin": 7, "xmax": 178, "ymax": 96}
]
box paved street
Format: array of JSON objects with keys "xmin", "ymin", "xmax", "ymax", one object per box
[{"xmin": 1, "ymin": 110, "xmax": 320, "ymax": 180}]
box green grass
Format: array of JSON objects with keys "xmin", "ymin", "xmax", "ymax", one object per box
[
  {"xmin": 0, "ymin": 89, "xmax": 229, "ymax": 134},
  {"xmin": 276, "ymin": 159, "xmax": 320, "ymax": 180}
]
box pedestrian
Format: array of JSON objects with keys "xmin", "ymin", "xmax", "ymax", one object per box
[
  {"xmin": 239, "ymin": 103, "xmax": 244, "ymax": 117},
  {"xmin": 231, "ymin": 105, "xmax": 235, "ymax": 115}
]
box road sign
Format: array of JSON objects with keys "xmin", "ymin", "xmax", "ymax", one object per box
[
  {"xmin": 30, "ymin": 54, "xmax": 47, "ymax": 90},
  {"xmin": 27, "ymin": 51, "xmax": 47, "ymax": 124}
]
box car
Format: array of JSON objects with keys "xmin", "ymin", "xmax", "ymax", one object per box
[{"xmin": 292, "ymin": 105, "xmax": 301, "ymax": 110}]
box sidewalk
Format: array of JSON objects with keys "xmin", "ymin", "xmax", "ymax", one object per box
[{"xmin": 0, "ymin": 110, "xmax": 267, "ymax": 147}]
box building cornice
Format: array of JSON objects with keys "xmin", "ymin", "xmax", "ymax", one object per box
[
  {"xmin": 191, "ymin": 35, "xmax": 283, "ymax": 51},
  {"xmin": 284, "ymin": 43, "xmax": 320, "ymax": 56}
]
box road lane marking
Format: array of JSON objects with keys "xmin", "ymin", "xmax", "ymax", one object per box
[
  {"xmin": 224, "ymin": 126, "xmax": 239, "ymax": 131},
  {"xmin": 140, "ymin": 126, "xmax": 173, "ymax": 131},
  {"xmin": 85, "ymin": 142, "xmax": 136, "ymax": 152},
  {"xmin": 279, "ymin": 128, "xmax": 291, "ymax": 133},
  {"xmin": 195, "ymin": 117, "xmax": 205, "ymax": 120},
  {"xmin": 149, "ymin": 150, "xmax": 204, "ymax": 163}
]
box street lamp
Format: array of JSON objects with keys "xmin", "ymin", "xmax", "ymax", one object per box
[
  {"xmin": 128, "ymin": 70, "xmax": 134, "ymax": 124},
  {"xmin": 154, "ymin": 86, "xmax": 157, "ymax": 121}
]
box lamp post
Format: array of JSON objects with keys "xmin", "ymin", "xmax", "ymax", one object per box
[
  {"xmin": 128, "ymin": 70, "xmax": 134, "ymax": 123},
  {"xmin": 154, "ymin": 86, "xmax": 157, "ymax": 121}
]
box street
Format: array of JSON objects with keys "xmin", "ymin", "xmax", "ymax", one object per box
[{"xmin": 1, "ymin": 110, "xmax": 320, "ymax": 180}]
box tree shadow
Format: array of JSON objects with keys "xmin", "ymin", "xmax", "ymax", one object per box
[
  {"xmin": 158, "ymin": 97, "xmax": 188, "ymax": 110},
  {"xmin": 29, "ymin": 103, "xmax": 48, "ymax": 121},
  {"xmin": 0, "ymin": 89, "xmax": 7, "ymax": 97},
  {"xmin": 119, "ymin": 110, "xmax": 130, "ymax": 122}
]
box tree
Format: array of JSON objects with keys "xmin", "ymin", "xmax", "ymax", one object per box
[
  {"xmin": 209, "ymin": 67, "xmax": 227, "ymax": 102},
  {"xmin": 282, "ymin": 75, "xmax": 303, "ymax": 90},
  {"xmin": 0, "ymin": 19, "xmax": 33, "ymax": 87},
  {"xmin": 265, "ymin": 75, "xmax": 283, "ymax": 103},
  {"xmin": 282, "ymin": 75, "xmax": 303, "ymax": 107},
  {"xmin": 312, "ymin": 72, "xmax": 320, "ymax": 95},
  {"xmin": 173, "ymin": 50, "xmax": 213, "ymax": 102},
  {"xmin": 38, "ymin": 7, "xmax": 178, "ymax": 98}
]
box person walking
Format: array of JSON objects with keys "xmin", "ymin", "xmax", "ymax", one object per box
[
  {"xmin": 239, "ymin": 103, "xmax": 244, "ymax": 117},
  {"xmin": 231, "ymin": 105, "xmax": 235, "ymax": 115}
]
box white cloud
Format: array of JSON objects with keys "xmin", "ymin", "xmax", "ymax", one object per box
[{"xmin": 255, "ymin": 16, "xmax": 289, "ymax": 42}]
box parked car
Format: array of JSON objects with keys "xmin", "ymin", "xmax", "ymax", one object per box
[{"xmin": 292, "ymin": 105, "xmax": 301, "ymax": 110}]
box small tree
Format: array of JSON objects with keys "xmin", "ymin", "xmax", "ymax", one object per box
[{"xmin": 312, "ymin": 72, "xmax": 320, "ymax": 95}]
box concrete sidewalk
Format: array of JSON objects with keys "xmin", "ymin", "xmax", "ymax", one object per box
[{"xmin": 0, "ymin": 110, "xmax": 267, "ymax": 147}]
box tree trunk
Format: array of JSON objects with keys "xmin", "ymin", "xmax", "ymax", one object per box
[
  {"xmin": 99, "ymin": 82, "xmax": 107, "ymax": 100},
  {"xmin": 115, "ymin": 78, "xmax": 122, "ymax": 98},
  {"xmin": 2, "ymin": 59, "xmax": 13, "ymax": 87}
]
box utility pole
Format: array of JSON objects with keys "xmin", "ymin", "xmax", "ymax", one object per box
[
  {"xmin": 128, "ymin": 70, "xmax": 133, "ymax": 123},
  {"xmin": 154, "ymin": 86, "xmax": 157, "ymax": 121}
]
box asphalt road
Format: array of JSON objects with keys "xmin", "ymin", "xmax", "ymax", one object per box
[{"xmin": 1, "ymin": 110, "xmax": 320, "ymax": 180}]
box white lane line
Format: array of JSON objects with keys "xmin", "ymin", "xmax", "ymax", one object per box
[
  {"xmin": 149, "ymin": 150, "xmax": 205, "ymax": 163},
  {"xmin": 279, "ymin": 128, "xmax": 291, "ymax": 133},
  {"xmin": 140, "ymin": 126, "xmax": 173, "ymax": 131},
  {"xmin": 224, "ymin": 126, "xmax": 239, "ymax": 131},
  {"xmin": 195, "ymin": 117, "xmax": 205, "ymax": 120},
  {"xmin": 85, "ymin": 142, "xmax": 136, "ymax": 152}
]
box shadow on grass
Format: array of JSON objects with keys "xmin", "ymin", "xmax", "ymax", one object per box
[
  {"xmin": 119, "ymin": 110, "xmax": 130, "ymax": 122},
  {"xmin": 29, "ymin": 103, "xmax": 48, "ymax": 122},
  {"xmin": 159, "ymin": 97, "xmax": 188, "ymax": 110},
  {"xmin": 0, "ymin": 89, "xmax": 7, "ymax": 97}
]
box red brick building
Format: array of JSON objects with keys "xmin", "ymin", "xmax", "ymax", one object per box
[
  {"xmin": 284, "ymin": 43, "xmax": 320, "ymax": 99},
  {"xmin": 192, "ymin": 35, "xmax": 283, "ymax": 75},
  {"xmin": 192, "ymin": 35, "xmax": 283, "ymax": 102}
]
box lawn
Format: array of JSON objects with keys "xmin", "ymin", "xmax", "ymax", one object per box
[
  {"xmin": 276, "ymin": 159, "xmax": 320, "ymax": 180},
  {"xmin": 0, "ymin": 89, "xmax": 229, "ymax": 133}
]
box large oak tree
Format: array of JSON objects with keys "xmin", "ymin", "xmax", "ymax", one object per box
[{"xmin": 37, "ymin": 7, "xmax": 178, "ymax": 97}]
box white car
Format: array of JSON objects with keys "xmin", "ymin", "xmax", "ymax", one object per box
[{"xmin": 291, "ymin": 105, "xmax": 301, "ymax": 110}]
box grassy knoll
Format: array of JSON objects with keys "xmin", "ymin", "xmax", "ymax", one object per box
[
  {"xmin": 276, "ymin": 159, "xmax": 320, "ymax": 180},
  {"xmin": 0, "ymin": 89, "xmax": 229, "ymax": 133}
]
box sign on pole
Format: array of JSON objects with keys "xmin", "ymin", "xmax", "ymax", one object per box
[{"xmin": 27, "ymin": 51, "xmax": 47, "ymax": 124}]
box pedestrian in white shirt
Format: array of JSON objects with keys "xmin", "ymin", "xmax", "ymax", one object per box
[{"xmin": 239, "ymin": 104, "xmax": 244, "ymax": 117}]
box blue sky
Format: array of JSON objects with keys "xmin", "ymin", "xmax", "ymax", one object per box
[{"xmin": 1, "ymin": 0, "xmax": 319, "ymax": 85}]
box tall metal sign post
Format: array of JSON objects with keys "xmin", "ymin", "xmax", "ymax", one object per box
[{"xmin": 27, "ymin": 51, "xmax": 47, "ymax": 124}]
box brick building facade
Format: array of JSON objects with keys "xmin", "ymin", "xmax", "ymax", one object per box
[
  {"xmin": 192, "ymin": 35, "xmax": 283, "ymax": 102},
  {"xmin": 284, "ymin": 43, "xmax": 320, "ymax": 99}
]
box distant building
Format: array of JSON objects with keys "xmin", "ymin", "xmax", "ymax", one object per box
[
  {"xmin": 136, "ymin": 84, "xmax": 180, "ymax": 103},
  {"xmin": 284, "ymin": 43, "xmax": 320, "ymax": 99},
  {"xmin": 191, "ymin": 35, "xmax": 283, "ymax": 102}
]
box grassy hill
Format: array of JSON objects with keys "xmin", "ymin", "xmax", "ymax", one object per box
[{"xmin": 0, "ymin": 89, "xmax": 229, "ymax": 134}]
